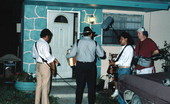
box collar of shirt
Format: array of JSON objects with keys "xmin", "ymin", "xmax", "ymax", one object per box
[
  {"xmin": 40, "ymin": 38, "xmax": 46, "ymax": 43},
  {"xmin": 82, "ymin": 36, "xmax": 92, "ymax": 40},
  {"xmin": 119, "ymin": 45, "xmax": 127, "ymax": 52}
]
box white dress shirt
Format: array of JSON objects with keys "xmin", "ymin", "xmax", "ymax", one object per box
[
  {"xmin": 66, "ymin": 36, "xmax": 104, "ymax": 62},
  {"xmin": 32, "ymin": 38, "xmax": 55, "ymax": 64},
  {"xmin": 115, "ymin": 45, "xmax": 134, "ymax": 67}
]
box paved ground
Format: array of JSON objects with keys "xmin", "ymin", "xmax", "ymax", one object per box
[{"xmin": 50, "ymin": 79, "xmax": 88, "ymax": 104}]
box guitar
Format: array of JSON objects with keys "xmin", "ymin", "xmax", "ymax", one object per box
[
  {"xmin": 50, "ymin": 61, "xmax": 57, "ymax": 77},
  {"xmin": 107, "ymin": 53, "xmax": 118, "ymax": 75},
  {"xmin": 108, "ymin": 62, "xmax": 118, "ymax": 74}
]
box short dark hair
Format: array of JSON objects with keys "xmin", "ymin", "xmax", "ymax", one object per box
[
  {"xmin": 143, "ymin": 31, "xmax": 148, "ymax": 37},
  {"xmin": 83, "ymin": 33, "xmax": 91, "ymax": 36},
  {"xmin": 40, "ymin": 28, "xmax": 53, "ymax": 38},
  {"xmin": 119, "ymin": 32, "xmax": 134, "ymax": 45}
]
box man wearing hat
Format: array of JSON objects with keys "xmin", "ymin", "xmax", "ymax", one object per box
[
  {"xmin": 135, "ymin": 27, "xmax": 159, "ymax": 74},
  {"xmin": 66, "ymin": 26, "xmax": 105, "ymax": 104}
]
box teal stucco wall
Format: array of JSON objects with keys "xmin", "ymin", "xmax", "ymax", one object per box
[{"xmin": 23, "ymin": 4, "xmax": 103, "ymax": 76}]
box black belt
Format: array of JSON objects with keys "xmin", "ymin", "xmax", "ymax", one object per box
[{"xmin": 77, "ymin": 61, "xmax": 94, "ymax": 64}]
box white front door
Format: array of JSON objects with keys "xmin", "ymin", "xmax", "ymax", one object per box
[{"xmin": 47, "ymin": 10, "xmax": 74, "ymax": 78}]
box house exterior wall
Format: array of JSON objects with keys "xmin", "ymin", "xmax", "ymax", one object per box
[
  {"xmin": 149, "ymin": 9, "xmax": 170, "ymax": 72},
  {"xmin": 23, "ymin": 4, "xmax": 103, "ymax": 77},
  {"xmin": 23, "ymin": 3, "xmax": 170, "ymax": 77},
  {"xmin": 101, "ymin": 9, "xmax": 170, "ymax": 76}
]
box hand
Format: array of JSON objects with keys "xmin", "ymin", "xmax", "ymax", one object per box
[
  {"xmin": 109, "ymin": 69, "xmax": 113, "ymax": 74},
  {"xmin": 54, "ymin": 58, "xmax": 59, "ymax": 64},
  {"xmin": 111, "ymin": 54, "xmax": 118, "ymax": 58},
  {"xmin": 109, "ymin": 60, "xmax": 115, "ymax": 66}
]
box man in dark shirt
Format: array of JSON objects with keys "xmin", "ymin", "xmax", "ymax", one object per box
[{"xmin": 135, "ymin": 27, "xmax": 159, "ymax": 74}]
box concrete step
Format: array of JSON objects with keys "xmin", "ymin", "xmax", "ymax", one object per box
[
  {"xmin": 52, "ymin": 81, "xmax": 76, "ymax": 86},
  {"xmin": 50, "ymin": 93, "xmax": 88, "ymax": 104},
  {"xmin": 50, "ymin": 78, "xmax": 88, "ymax": 104},
  {"xmin": 52, "ymin": 78, "xmax": 76, "ymax": 82},
  {"xmin": 50, "ymin": 85, "xmax": 88, "ymax": 104}
]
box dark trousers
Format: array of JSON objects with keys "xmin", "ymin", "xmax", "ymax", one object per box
[{"xmin": 75, "ymin": 61, "xmax": 97, "ymax": 104}]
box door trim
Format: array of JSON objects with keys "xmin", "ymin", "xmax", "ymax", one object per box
[{"xmin": 47, "ymin": 10, "xmax": 81, "ymax": 40}]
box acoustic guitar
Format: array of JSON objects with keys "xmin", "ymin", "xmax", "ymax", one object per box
[{"xmin": 107, "ymin": 53, "xmax": 118, "ymax": 75}]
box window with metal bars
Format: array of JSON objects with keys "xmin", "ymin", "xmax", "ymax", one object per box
[{"xmin": 102, "ymin": 13, "xmax": 143, "ymax": 45}]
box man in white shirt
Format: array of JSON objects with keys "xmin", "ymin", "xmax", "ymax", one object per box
[
  {"xmin": 109, "ymin": 32, "xmax": 134, "ymax": 104},
  {"xmin": 32, "ymin": 28, "xmax": 58, "ymax": 104}
]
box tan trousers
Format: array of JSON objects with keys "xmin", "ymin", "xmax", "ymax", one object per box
[{"xmin": 35, "ymin": 63, "xmax": 51, "ymax": 104}]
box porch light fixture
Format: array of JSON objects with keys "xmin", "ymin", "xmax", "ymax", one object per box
[{"xmin": 89, "ymin": 15, "xmax": 95, "ymax": 24}]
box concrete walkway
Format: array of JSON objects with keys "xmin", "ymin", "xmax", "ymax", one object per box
[{"xmin": 50, "ymin": 79, "xmax": 88, "ymax": 104}]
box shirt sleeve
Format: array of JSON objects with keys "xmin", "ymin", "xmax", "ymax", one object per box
[
  {"xmin": 150, "ymin": 39, "xmax": 159, "ymax": 52},
  {"xmin": 42, "ymin": 43, "xmax": 55, "ymax": 64},
  {"xmin": 32, "ymin": 43, "xmax": 36, "ymax": 59},
  {"xmin": 96, "ymin": 43, "xmax": 104, "ymax": 57},
  {"xmin": 66, "ymin": 42, "xmax": 77, "ymax": 58}
]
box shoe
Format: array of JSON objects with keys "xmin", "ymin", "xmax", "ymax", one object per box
[{"xmin": 111, "ymin": 89, "xmax": 118, "ymax": 98}]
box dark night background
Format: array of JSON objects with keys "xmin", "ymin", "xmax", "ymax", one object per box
[
  {"xmin": 0, "ymin": 0, "xmax": 23, "ymax": 57},
  {"xmin": 0, "ymin": 0, "xmax": 23, "ymax": 72}
]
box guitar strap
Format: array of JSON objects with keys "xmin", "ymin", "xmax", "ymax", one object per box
[
  {"xmin": 35, "ymin": 42, "xmax": 77, "ymax": 88},
  {"xmin": 115, "ymin": 45, "xmax": 128, "ymax": 62},
  {"xmin": 35, "ymin": 42, "xmax": 51, "ymax": 67}
]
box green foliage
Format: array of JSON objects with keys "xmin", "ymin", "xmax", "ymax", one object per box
[
  {"xmin": 49, "ymin": 96, "xmax": 60, "ymax": 104},
  {"xmin": 0, "ymin": 85, "xmax": 34, "ymax": 104},
  {"xmin": 160, "ymin": 41, "xmax": 170, "ymax": 67},
  {"xmin": 13, "ymin": 71, "xmax": 36, "ymax": 82},
  {"xmin": 0, "ymin": 84, "xmax": 59, "ymax": 104},
  {"xmin": 96, "ymin": 89, "xmax": 118, "ymax": 104}
]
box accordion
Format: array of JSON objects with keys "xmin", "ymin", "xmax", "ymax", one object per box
[{"xmin": 67, "ymin": 49, "xmax": 76, "ymax": 66}]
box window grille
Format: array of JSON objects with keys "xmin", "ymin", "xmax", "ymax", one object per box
[{"xmin": 103, "ymin": 13, "xmax": 143, "ymax": 45}]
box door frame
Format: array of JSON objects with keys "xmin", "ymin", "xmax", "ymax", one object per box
[
  {"xmin": 47, "ymin": 10, "xmax": 81, "ymax": 78},
  {"xmin": 47, "ymin": 10, "xmax": 81, "ymax": 40}
]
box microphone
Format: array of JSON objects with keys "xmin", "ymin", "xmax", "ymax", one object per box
[{"xmin": 101, "ymin": 16, "xmax": 114, "ymax": 29}]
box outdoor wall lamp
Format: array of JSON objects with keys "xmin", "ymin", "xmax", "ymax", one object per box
[{"xmin": 89, "ymin": 15, "xmax": 95, "ymax": 24}]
